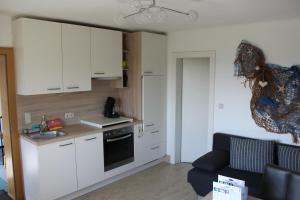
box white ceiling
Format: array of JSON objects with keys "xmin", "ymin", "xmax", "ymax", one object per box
[{"xmin": 0, "ymin": 0, "xmax": 300, "ymax": 33}]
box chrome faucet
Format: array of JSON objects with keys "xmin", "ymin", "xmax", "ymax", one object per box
[{"xmin": 40, "ymin": 115, "xmax": 48, "ymax": 133}]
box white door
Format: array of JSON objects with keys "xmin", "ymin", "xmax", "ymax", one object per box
[
  {"xmin": 181, "ymin": 58, "xmax": 210, "ymax": 163},
  {"xmin": 13, "ymin": 18, "xmax": 63, "ymax": 95},
  {"xmin": 62, "ymin": 24, "xmax": 91, "ymax": 92},
  {"xmin": 75, "ymin": 133, "xmax": 104, "ymax": 190},
  {"xmin": 141, "ymin": 32, "xmax": 166, "ymax": 76},
  {"xmin": 91, "ymin": 28, "xmax": 122, "ymax": 78},
  {"xmin": 39, "ymin": 139, "xmax": 77, "ymax": 200}
]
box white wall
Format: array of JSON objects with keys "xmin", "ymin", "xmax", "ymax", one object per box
[
  {"xmin": 0, "ymin": 14, "xmax": 13, "ymax": 47},
  {"xmin": 167, "ymin": 18, "xmax": 300, "ymax": 163}
]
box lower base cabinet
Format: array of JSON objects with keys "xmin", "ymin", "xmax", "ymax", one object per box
[
  {"xmin": 21, "ymin": 124, "xmax": 166, "ymax": 200},
  {"xmin": 134, "ymin": 124, "xmax": 166, "ymax": 166},
  {"xmin": 75, "ymin": 133, "xmax": 104, "ymax": 190},
  {"xmin": 21, "ymin": 138, "xmax": 78, "ymax": 200}
]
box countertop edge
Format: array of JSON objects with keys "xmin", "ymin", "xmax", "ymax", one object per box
[{"xmin": 21, "ymin": 120, "xmax": 143, "ymax": 146}]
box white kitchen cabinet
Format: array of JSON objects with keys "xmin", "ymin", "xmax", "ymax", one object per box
[
  {"xmin": 62, "ymin": 24, "xmax": 91, "ymax": 92},
  {"xmin": 39, "ymin": 139, "xmax": 77, "ymax": 200},
  {"xmin": 91, "ymin": 28, "xmax": 122, "ymax": 78},
  {"xmin": 134, "ymin": 124, "xmax": 166, "ymax": 166},
  {"xmin": 141, "ymin": 32, "xmax": 166, "ymax": 76},
  {"xmin": 75, "ymin": 133, "xmax": 104, "ymax": 190},
  {"xmin": 21, "ymin": 138, "xmax": 78, "ymax": 200},
  {"xmin": 143, "ymin": 76, "xmax": 165, "ymax": 134},
  {"xmin": 13, "ymin": 18, "xmax": 63, "ymax": 95}
]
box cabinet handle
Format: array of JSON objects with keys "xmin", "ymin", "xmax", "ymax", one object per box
[
  {"xmin": 85, "ymin": 137, "xmax": 97, "ymax": 141},
  {"xmin": 144, "ymin": 71, "xmax": 153, "ymax": 74},
  {"xmin": 47, "ymin": 87, "xmax": 61, "ymax": 91},
  {"xmin": 59, "ymin": 143, "xmax": 73, "ymax": 147},
  {"xmin": 151, "ymin": 146, "xmax": 160, "ymax": 150},
  {"xmin": 94, "ymin": 72, "xmax": 105, "ymax": 75},
  {"xmin": 145, "ymin": 123, "xmax": 154, "ymax": 127},
  {"xmin": 67, "ymin": 86, "xmax": 80, "ymax": 89},
  {"xmin": 151, "ymin": 131, "xmax": 159, "ymax": 134}
]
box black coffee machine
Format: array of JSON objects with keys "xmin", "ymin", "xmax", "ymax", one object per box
[{"xmin": 104, "ymin": 97, "xmax": 120, "ymax": 118}]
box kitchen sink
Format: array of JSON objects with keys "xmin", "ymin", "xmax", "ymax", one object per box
[{"xmin": 28, "ymin": 131, "xmax": 66, "ymax": 139}]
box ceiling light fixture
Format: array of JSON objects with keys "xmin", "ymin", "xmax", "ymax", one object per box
[{"xmin": 117, "ymin": 0, "xmax": 198, "ymax": 24}]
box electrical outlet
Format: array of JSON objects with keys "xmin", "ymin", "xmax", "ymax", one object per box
[
  {"xmin": 65, "ymin": 112, "xmax": 75, "ymax": 119},
  {"xmin": 24, "ymin": 112, "xmax": 31, "ymax": 124}
]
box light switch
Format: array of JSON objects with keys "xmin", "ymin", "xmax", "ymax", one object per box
[
  {"xmin": 24, "ymin": 112, "xmax": 31, "ymax": 124},
  {"xmin": 218, "ymin": 103, "xmax": 224, "ymax": 109}
]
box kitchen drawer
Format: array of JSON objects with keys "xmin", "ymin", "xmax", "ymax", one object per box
[
  {"xmin": 144, "ymin": 122, "xmax": 160, "ymax": 132},
  {"xmin": 144, "ymin": 142, "xmax": 166, "ymax": 163},
  {"xmin": 144, "ymin": 129, "xmax": 164, "ymax": 146}
]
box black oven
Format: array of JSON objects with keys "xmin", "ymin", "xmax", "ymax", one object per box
[{"xmin": 103, "ymin": 125, "xmax": 134, "ymax": 171}]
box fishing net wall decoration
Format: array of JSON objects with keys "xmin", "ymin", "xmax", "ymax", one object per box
[{"xmin": 234, "ymin": 40, "xmax": 300, "ymax": 143}]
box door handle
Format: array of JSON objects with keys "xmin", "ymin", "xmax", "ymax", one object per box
[
  {"xmin": 151, "ymin": 131, "xmax": 159, "ymax": 134},
  {"xmin": 106, "ymin": 134, "xmax": 132, "ymax": 143},
  {"xmin": 145, "ymin": 123, "xmax": 154, "ymax": 127},
  {"xmin": 94, "ymin": 72, "xmax": 105, "ymax": 75},
  {"xmin": 67, "ymin": 86, "xmax": 80, "ymax": 89},
  {"xmin": 47, "ymin": 87, "xmax": 61, "ymax": 91},
  {"xmin": 151, "ymin": 146, "xmax": 160, "ymax": 150},
  {"xmin": 59, "ymin": 143, "xmax": 73, "ymax": 147},
  {"xmin": 85, "ymin": 137, "xmax": 97, "ymax": 141},
  {"xmin": 144, "ymin": 71, "xmax": 153, "ymax": 74}
]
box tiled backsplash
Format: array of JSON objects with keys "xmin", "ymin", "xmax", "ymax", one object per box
[{"xmin": 17, "ymin": 80, "xmax": 120, "ymax": 131}]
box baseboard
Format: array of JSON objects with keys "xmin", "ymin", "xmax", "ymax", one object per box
[{"xmin": 58, "ymin": 157, "xmax": 166, "ymax": 200}]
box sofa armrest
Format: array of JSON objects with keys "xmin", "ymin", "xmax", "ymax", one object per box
[{"xmin": 192, "ymin": 150, "xmax": 229, "ymax": 172}]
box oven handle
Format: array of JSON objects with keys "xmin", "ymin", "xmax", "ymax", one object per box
[{"xmin": 106, "ymin": 134, "xmax": 132, "ymax": 143}]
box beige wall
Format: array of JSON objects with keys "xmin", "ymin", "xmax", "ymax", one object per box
[
  {"xmin": 0, "ymin": 14, "xmax": 12, "ymax": 47},
  {"xmin": 17, "ymin": 80, "xmax": 121, "ymax": 130}
]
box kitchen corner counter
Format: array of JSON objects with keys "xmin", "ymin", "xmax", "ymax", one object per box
[{"xmin": 21, "ymin": 120, "xmax": 143, "ymax": 146}]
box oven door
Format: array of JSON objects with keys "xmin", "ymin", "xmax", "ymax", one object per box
[{"xmin": 103, "ymin": 132, "xmax": 134, "ymax": 171}]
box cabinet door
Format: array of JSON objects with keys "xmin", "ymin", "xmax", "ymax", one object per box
[
  {"xmin": 91, "ymin": 28, "xmax": 122, "ymax": 78},
  {"xmin": 62, "ymin": 24, "xmax": 91, "ymax": 92},
  {"xmin": 75, "ymin": 133, "xmax": 104, "ymax": 190},
  {"xmin": 135, "ymin": 125, "xmax": 166, "ymax": 166},
  {"xmin": 141, "ymin": 32, "xmax": 166, "ymax": 76},
  {"xmin": 38, "ymin": 139, "xmax": 77, "ymax": 200},
  {"xmin": 13, "ymin": 18, "xmax": 63, "ymax": 95},
  {"xmin": 143, "ymin": 76, "xmax": 165, "ymax": 132}
]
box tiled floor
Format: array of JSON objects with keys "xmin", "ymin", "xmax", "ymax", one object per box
[{"xmin": 76, "ymin": 162, "xmax": 197, "ymax": 200}]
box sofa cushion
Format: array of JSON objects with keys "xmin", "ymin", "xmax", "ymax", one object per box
[
  {"xmin": 230, "ymin": 137, "xmax": 274, "ymax": 173},
  {"xmin": 261, "ymin": 164, "xmax": 290, "ymax": 200},
  {"xmin": 286, "ymin": 170, "xmax": 300, "ymax": 200},
  {"xmin": 219, "ymin": 167, "xmax": 263, "ymax": 198},
  {"xmin": 277, "ymin": 144, "xmax": 300, "ymax": 173},
  {"xmin": 192, "ymin": 150, "xmax": 229, "ymax": 172}
]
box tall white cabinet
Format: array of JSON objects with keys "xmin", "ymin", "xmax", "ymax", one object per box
[
  {"xmin": 62, "ymin": 24, "xmax": 91, "ymax": 92},
  {"xmin": 13, "ymin": 18, "xmax": 63, "ymax": 95},
  {"xmin": 132, "ymin": 32, "xmax": 167, "ymax": 165}
]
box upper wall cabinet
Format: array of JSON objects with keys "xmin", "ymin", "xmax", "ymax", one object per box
[
  {"xmin": 13, "ymin": 18, "xmax": 92, "ymax": 95},
  {"xmin": 13, "ymin": 18, "xmax": 63, "ymax": 95},
  {"xmin": 91, "ymin": 28, "xmax": 122, "ymax": 78},
  {"xmin": 62, "ymin": 24, "xmax": 91, "ymax": 92},
  {"xmin": 141, "ymin": 32, "xmax": 166, "ymax": 76}
]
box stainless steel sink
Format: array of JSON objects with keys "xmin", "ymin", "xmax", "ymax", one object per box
[{"xmin": 28, "ymin": 131, "xmax": 66, "ymax": 139}]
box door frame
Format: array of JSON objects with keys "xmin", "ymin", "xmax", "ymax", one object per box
[
  {"xmin": 0, "ymin": 48, "xmax": 24, "ymax": 199},
  {"xmin": 171, "ymin": 51, "xmax": 215, "ymax": 164}
]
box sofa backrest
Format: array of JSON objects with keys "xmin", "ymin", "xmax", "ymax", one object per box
[
  {"xmin": 213, "ymin": 132, "xmax": 254, "ymax": 152},
  {"xmin": 213, "ymin": 133, "xmax": 300, "ymax": 166}
]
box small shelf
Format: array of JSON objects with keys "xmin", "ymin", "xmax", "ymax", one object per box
[{"xmin": 123, "ymin": 50, "xmax": 129, "ymax": 53}]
